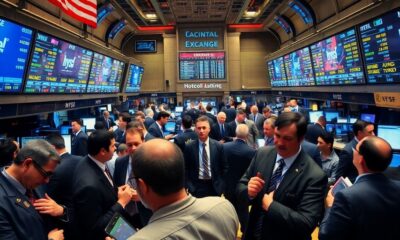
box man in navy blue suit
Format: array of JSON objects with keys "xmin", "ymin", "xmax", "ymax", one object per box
[
  {"xmin": 223, "ymin": 124, "xmax": 256, "ymax": 233},
  {"xmin": 319, "ymin": 136, "xmax": 400, "ymax": 240},
  {"xmin": 71, "ymin": 119, "xmax": 88, "ymax": 157}
]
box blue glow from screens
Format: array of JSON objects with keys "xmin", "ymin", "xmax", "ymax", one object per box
[
  {"xmin": 288, "ymin": 0, "xmax": 313, "ymax": 24},
  {"xmin": 164, "ymin": 121, "xmax": 176, "ymax": 133},
  {"xmin": 60, "ymin": 126, "xmax": 71, "ymax": 135},
  {"xmin": 311, "ymin": 28, "xmax": 365, "ymax": 85},
  {"xmin": 135, "ymin": 40, "xmax": 157, "ymax": 53},
  {"xmin": 87, "ymin": 53, "xmax": 124, "ymax": 93},
  {"xmin": 108, "ymin": 20, "xmax": 127, "ymax": 39},
  {"xmin": 97, "ymin": 3, "xmax": 114, "ymax": 25},
  {"xmin": 268, "ymin": 57, "xmax": 288, "ymax": 87},
  {"xmin": 326, "ymin": 124, "xmax": 334, "ymax": 133},
  {"xmin": 0, "ymin": 18, "xmax": 33, "ymax": 93},
  {"xmin": 359, "ymin": 9, "xmax": 400, "ymax": 84},
  {"xmin": 25, "ymin": 32, "xmax": 93, "ymax": 93},
  {"xmin": 274, "ymin": 16, "xmax": 292, "ymax": 34},
  {"xmin": 377, "ymin": 125, "xmax": 400, "ymax": 150},
  {"xmin": 284, "ymin": 47, "xmax": 315, "ymax": 86},
  {"xmin": 175, "ymin": 106, "xmax": 183, "ymax": 113},
  {"xmin": 390, "ymin": 153, "xmax": 400, "ymax": 167},
  {"xmin": 309, "ymin": 111, "xmax": 323, "ymax": 123},
  {"xmin": 20, "ymin": 136, "xmax": 45, "ymax": 147},
  {"xmin": 360, "ymin": 113, "xmax": 375, "ymax": 123},
  {"xmin": 82, "ymin": 118, "xmax": 96, "ymax": 130},
  {"xmin": 324, "ymin": 112, "xmax": 339, "ymax": 122},
  {"xmin": 125, "ymin": 64, "xmax": 144, "ymax": 93}
]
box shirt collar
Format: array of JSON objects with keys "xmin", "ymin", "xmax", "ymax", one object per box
[
  {"xmin": 354, "ymin": 172, "xmax": 373, "ymax": 184},
  {"xmin": 276, "ymin": 146, "xmax": 302, "ymax": 169},
  {"xmin": 88, "ymin": 154, "xmax": 106, "ymax": 171},
  {"xmin": 2, "ymin": 168, "xmax": 26, "ymax": 195},
  {"xmin": 199, "ymin": 137, "xmax": 210, "ymax": 146}
]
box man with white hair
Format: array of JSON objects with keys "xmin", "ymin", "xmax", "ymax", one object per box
[{"xmin": 210, "ymin": 111, "xmax": 233, "ymax": 143}]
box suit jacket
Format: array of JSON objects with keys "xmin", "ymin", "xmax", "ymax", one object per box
[
  {"xmin": 71, "ymin": 131, "xmax": 88, "ymax": 157},
  {"xmin": 174, "ymin": 129, "xmax": 198, "ymax": 152},
  {"xmin": 319, "ymin": 174, "xmax": 400, "ymax": 240},
  {"xmin": 224, "ymin": 108, "xmax": 237, "ymax": 123},
  {"xmin": 148, "ymin": 122, "xmax": 164, "ymax": 139},
  {"xmin": 384, "ymin": 166, "xmax": 400, "ymax": 181},
  {"xmin": 305, "ymin": 123, "xmax": 326, "ymax": 144},
  {"xmin": 144, "ymin": 117, "xmax": 155, "ymax": 130},
  {"xmin": 229, "ymin": 120, "xmax": 259, "ymax": 148},
  {"xmin": 335, "ymin": 138, "xmax": 358, "ymax": 182},
  {"xmin": 249, "ymin": 113, "xmax": 265, "ymax": 137},
  {"xmin": 210, "ymin": 122, "xmax": 234, "ymax": 141},
  {"xmin": 46, "ymin": 153, "xmax": 82, "ymax": 239},
  {"xmin": 237, "ymin": 147, "xmax": 327, "ymax": 240},
  {"xmin": 205, "ymin": 112, "xmax": 217, "ymax": 125},
  {"xmin": 113, "ymin": 128, "xmax": 126, "ymax": 144},
  {"xmin": 96, "ymin": 117, "xmax": 114, "ymax": 130},
  {"xmin": 302, "ymin": 140, "xmax": 322, "ymax": 167},
  {"xmin": 144, "ymin": 132, "xmax": 155, "ymax": 142},
  {"xmin": 72, "ymin": 156, "xmax": 125, "ymax": 240},
  {"xmin": 0, "ymin": 173, "xmax": 47, "ymax": 240},
  {"xmin": 184, "ymin": 138, "xmax": 228, "ymax": 195}
]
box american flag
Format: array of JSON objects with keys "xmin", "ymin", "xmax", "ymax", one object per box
[{"xmin": 49, "ymin": 0, "xmax": 97, "ymax": 28}]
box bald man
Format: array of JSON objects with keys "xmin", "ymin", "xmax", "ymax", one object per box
[
  {"xmin": 124, "ymin": 139, "xmax": 238, "ymax": 240},
  {"xmin": 319, "ymin": 136, "xmax": 400, "ymax": 240}
]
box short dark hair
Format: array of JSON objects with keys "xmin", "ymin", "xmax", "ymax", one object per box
[
  {"xmin": 119, "ymin": 112, "xmax": 132, "ymax": 124},
  {"xmin": 206, "ymin": 104, "xmax": 213, "ymax": 112},
  {"xmin": 132, "ymin": 140, "xmax": 184, "ymax": 196},
  {"xmin": 359, "ymin": 136, "xmax": 392, "ymax": 172},
  {"xmin": 0, "ymin": 138, "xmax": 18, "ymax": 167},
  {"xmin": 94, "ymin": 121, "xmax": 105, "ymax": 130},
  {"xmin": 71, "ymin": 119, "xmax": 83, "ymax": 126},
  {"xmin": 156, "ymin": 111, "xmax": 170, "ymax": 121},
  {"xmin": 87, "ymin": 130, "xmax": 115, "ymax": 156},
  {"xmin": 182, "ymin": 115, "xmax": 193, "ymax": 129},
  {"xmin": 236, "ymin": 109, "xmax": 246, "ymax": 116},
  {"xmin": 134, "ymin": 111, "xmax": 145, "ymax": 120},
  {"xmin": 45, "ymin": 133, "xmax": 65, "ymax": 149},
  {"xmin": 275, "ymin": 112, "xmax": 307, "ymax": 140},
  {"xmin": 15, "ymin": 140, "xmax": 59, "ymax": 166},
  {"xmin": 127, "ymin": 120, "xmax": 146, "ymax": 132},
  {"xmin": 352, "ymin": 119, "xmax": 372, "ymax": 136},
  {"xmin": 195, "ymin": 115, "xmax": 210, "ymax": 126},
  {"xmin": 319, "ymin": 132, "xmax": 334, "ymax": 151}
]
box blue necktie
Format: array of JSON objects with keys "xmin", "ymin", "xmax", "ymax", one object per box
[{"xmin": 220, "ymin": 124, "xmax": 225, "ymax": 137}]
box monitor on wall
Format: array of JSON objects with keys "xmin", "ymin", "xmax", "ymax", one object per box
[
  {"xmin": 24, "ymin": 32, "xmax": 93, "ymax": 93},
  {"xmin": 359, "ymin": 9, "xmax": 400, "ymax": 84},
  {"xmin": 179, "ymin": 52, "xmax": 225, "ymax": 80},
  {"xmin": 125, "ymin": 63, "xmax": 144, "ymax": 93},
  {"xmin": 0, "ymin": 18, "xmax": 34, "ymax": 93},
  {"xmin": 284, "ymin": 46, "xmax": 315, "ymax": 86},
  {"xmin": 310, "ymin": 28, "xmax": 365, "ymax": 86},
  {"xmin": 268, "ymin": 57, "xmax": 288, "ymax": 87},
  {"xmin": 87, "ymin": 52, "xmax": 124, "ymax": 93}
]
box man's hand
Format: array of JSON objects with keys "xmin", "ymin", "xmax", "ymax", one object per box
[
  {"xmin": 248, "ymin": 172, "xmax": 265, "ymax": 198},
  {"xmin": 131, "ymin": 188, "xmax": 140, "ymax": 201},
  {"xmin": 48, "ymin": 228, "xmax": 64, "ymax": 240},
  {"xmin": 117, "ymin": 185, "xmax": 133, "ymax": 208},
  {"xmin": 34, "ymin": 194, "xmax": 64, "ymax": 217},
  {"xmin": 325, "ymin": 187, "xmax": 335, "ymax": 208},
  {"xmin": 261, "ymin": 191, "xmax": 274, "ymax": 211}
]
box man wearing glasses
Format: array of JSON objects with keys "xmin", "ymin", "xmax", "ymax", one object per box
[{"xmin": 0, "ymin": 140, "xmax": 64, "ymax": 240}]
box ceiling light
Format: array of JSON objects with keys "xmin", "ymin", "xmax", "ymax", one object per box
[
  {"xmin": 243, "ymin": 10, "xmax": 260, "ymax": 19},
  {"xmin": 145, "ymin": 13, "xmax": 158, "ymax": 19}
]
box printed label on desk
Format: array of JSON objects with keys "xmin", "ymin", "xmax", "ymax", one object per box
[{"xmin": 374, "ymin": 92, "xmax": 400, "ymax": 108}]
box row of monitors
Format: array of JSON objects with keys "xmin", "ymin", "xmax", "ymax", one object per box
[
  {"xmin": 267, "ymin": 8, "xmax": 400, "ymax": 87},
  {"xmin": 309, "ymin": 111, "xmax": 376, "ymax": 124},
  {"xmin": 0, "ymin": 18, "xmax": 144, "ymax": 94}
]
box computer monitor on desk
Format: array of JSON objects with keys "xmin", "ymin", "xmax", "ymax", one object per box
[
  {"xmin": 390, "ymin": 153, "xmax": 400, "ymax": 167},
  {"xmin": 309, "ymin": 111, "xmax": 323, "ymax": 123},
  {"xmin": 377, "ymin": 125, "xmax": 400, "ymax": 151}
]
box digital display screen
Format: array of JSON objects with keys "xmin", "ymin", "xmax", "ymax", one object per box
[
  {"xmin": 25, "ymin": 32, "xmax": 93, "ymax": 93},
  {"xmin": 309, "ymin": 111, "xmax": 323, "ymax": 123},
  {"xmin": 97, "ymin": 3, "xmax": 115, "ymax": 25},
  {"xmin": 359, "ymin": 9, "xmax": 400, "ymax": 84},
  {"xmin": 360, "ymin": 113, "xmax": 375, "ymax": 123},
  {"xmin": 125, "ymin": 64, "xmax": 144, "ymax": 93},
  {"xmin": 268, "ymin": 57, "xmax": 288, "ymax": 87},
  {"xmin": 135, "ymin": 40, "xmax": 157, "ymax": 53},
  {"xmin": 179, "ymin": 52, "xmax": 225, "ymax": 80},
  {"xmin": 310, "ymin": 28, "xmax": 365, "ymax": 85},
  {"xmin": 274, "ymin": 15, "xmax": 293, "ymax": 34},
  {"xmin": 87, "ymin": 53, "xmax": 124, "ymax": 93},
  {"xmin": 284, "ymin": 47, "xmax": 315, "ymax": 86},
  {"xmin": 377, "ymin": 125, "xmax": 400, "ymax": 150},
  {"xmin": 325, "ymin": 111, "xmax": 339, "ymax": 122},
  {"xmin": 107, "ymin": 20, "xmax": 127, "ymax": 40},
  {"xmin": 0, "ymin": 18, "xmax": 33, "ymax": 93},
  {"xmin": 288, "ymin": 0, "xmax": 314, "ymax": 25}
]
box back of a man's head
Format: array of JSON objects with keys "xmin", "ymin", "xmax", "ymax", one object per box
[
  {"xmin": 359, "ymin": 136, "xmax": 392, "ymax": 172},
  {"xmin": 132, "ymin": 139, "xmax": 184, "ymax": 196},
  {"xmin": 182, "ymin": 115, "xmax": 193, "ymax": 129},
  {"xmin": 45, "ymin": 133, "xmax": 66, "ymax": 150}
]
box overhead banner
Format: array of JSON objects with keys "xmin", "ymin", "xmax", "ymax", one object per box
[
  {"xmin": 179, "ymin": 27, "xmax": 224, "ymax": 51},
  {"xmin": 374, "ymin": 92, "xmax": 400, "ymax": 108}
]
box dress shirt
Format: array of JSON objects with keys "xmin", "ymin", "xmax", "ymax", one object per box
[
  {"xmin": 321, "ymin": 150, "xmax": 339, "ymax": 179},
  {"xmin": 156, "ymin": 122, "xmax": 164, "ymax": 137},
  {"xmin": 274, "ymin": 147, "xmax": 301, "ymax": 187},
  {"xmin": 198, "ymin": 138, "xmax": 211, "ymax": 179}
]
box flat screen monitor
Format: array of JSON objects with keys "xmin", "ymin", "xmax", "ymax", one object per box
[
  {"xmin": 377, "ymin": 125, "xmax": 400, "ymax": 150},
  {"xmin": 20, "ymin": 136, "xmax": 45, "ymax": 147},
  {"xmin": 284, "ymin": 47, "xmax": 315, "ymax": 86},
  {"xmin": 360, "ymin": 113, "xmax": 376, "ymax": 123},
  {"xmin": 326, "ymin": 124, "xmax": 335, "ymax": 133},
  {"xmin": 390, "ymin": 153, "xmax": 400, "ymax": 167},
  {"xmin": 175, "ymin": 106, "xmax": 183, "ymax": 113},
  {"xmin": 82, "ymin": 118, "xmax": 96, "ymax": 130},
  {"xmin": 125, "ymin": 64, "xmax": 144, "ymax": 93},
  {"xmin": 60, "ymin": 126, "xmax": 71, "ymax": 135},
  {"xmin": 61, "ymin": 134, "xmax": 71, "ymax": 153},
  {"xmin": 349, "ymin": 117, "xmax": 357, "ymax": 124},
  {"xmin": 309, "ymin": 111, "xmax": 323, "ymax": 123},
  {"xmin": 87, "ymin": 52, "xmax": 124, "ymax": 93},
  {"xmin": 179, "ymin": 52, "xmax": 225, "ymax": 80},
  {"xmin": 359, "ymin": 9, "xmax": 400, "ymax": 84},
  {"xmin": 135, "ymin": 40, "xmax": 157, "ymax": 53},
  {"xmin": 337, "ymin": 117, "xmax": 347, "ymax": 123},
  {"xmin": 0, "ymin": 18, "xmax": 33, "ymax": 93},
  {"xmin": 268, "ymin": 57, "xmax": 288, "ymax": 87},
  {"xmin": 310, "ymin": 28, "xmax": 365, "ymax": 85},
  {"xmin": 24, "ymin": 32, "xmax": 93, "ymax": 93},
  {"xmin": 164, "ymin": 121, "xmax": 176, "ymax": 134},
  {"xmin": 324, "ymin": 111, "xmax": 340, "ymax": 123},
  {"xmin": 335, "ymin": 123, "xmax": 352, "ymax": 136}
]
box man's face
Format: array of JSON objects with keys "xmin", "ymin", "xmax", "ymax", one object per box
[
  {"xmin": 317, "ymin": 137, "xmax": 330, "ymax": 153},
  {"xmin": 263, "ymin": 123, "xmax": 274, "ymax": 138},
  {"xmin": 274, "ymin": 123, "xmax": 302, "ymax": 158},
  {"xmin": 135, "ymin": 116, "xmax": 145, "ymax": 124},
  {"xmin": 263, "ymin": 111, "xmax": 271, "ymax": 118},
  {"xmin": 23, "ymin": 159, "xmax": 58, "ymax": 189},
  {"xmin": 104, "ymin": 139, "xmax": 116, "ymax": 162},
  {"xmin": 104, "ymin": 112, "xmax": 109, "ymax": 119},
  {"xmin": 251, "ymin": 106, "xmax": 258, "ymax": 115},
  {"xmin": 118, "ymin": 117, "xmax": 127, "ymax": 129},
  {"xmin": 217, "ymin": 114, "xmax": 226, "ymax": 124},
  {"xmin": 71, "ymin": 121, "xmax": 80, "ymax": 133},
  {"xmin": 126, "ymin": 132, "xmax": 143, "ymax": 155},
  {"xmin": 361, "ymin": 124, "xmax": 375, "ymax": 138},
  {"xmin": 160, "ymin": 116, "xmax": 169, "ymax": 126},
  {"xmin": 289, "ymin": 100, "xmax": 297, "ymax": 108},
  {"xmin": 196, "ymin": 120, "xmax": 210, "ymax": 142},
  {"xmin": 236, "ymin": 114, "xmax": 246, "ymax": 123}
]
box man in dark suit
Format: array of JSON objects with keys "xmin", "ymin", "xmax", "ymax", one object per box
[
  {"xmin": 229, "ymin": 109, "xmax": 259, "ymax": 148},
  {"xmin": 184, "ymin": 116, "xmax": 228, "ymax": 197},
  {"xmin": 128, "ymin": 120, "xmax": 155, "ymax": 142},
  {"xmin": 72, "ymin": 130, "xmax": 134, "ymax": 240},
  {"xmin": 71, "ymin": 119, "xmax": 88, "ymax": 157},
  {"xmin": 319, "ymin": 136, "xmax": 400, "ymax": 240},
  {"xmin": 174, "ymin": 115, "xmax": 198, "ymax": 152},
  {"xmin": 204, "ymin": 104, "xmax": 217, "ymax": 125},
  {"xmin": 223, "ymin": 124, "xmax": 256, "ymax": 233},
  {"xmin": 97, "ymin": 110, "xmax": 115, "ymax": 130},
  {"xmin": 148, "ymin": 111, "xmax": 174, "ymax": 140},
  {"xmin": 288, "ymin": 98, "xmax": 308, "ymax": 117},
  {"xmin": 113, "ymin": 112, "xmax": 131, "ymax": 144},
  {"xmin": 302, "ymin": 140, "xmax": 322, "ymax": 167},
  {"xmin": 305, "ymin": 116, "xmax": 326, "ymax": 144},
  {"xmin": 334, "ymin": 119, "xmax": 375, "ymax": 182},
  {"xmin": 237, "ymin": 112, "xmax": 327, "ymax": 240},
  {"xmin": 210, "ymin": 112, "xmax": 234, "ymax": 143},
  {"xmin": 113, "ymin": 128, "xmax": 152, "ymax": 228},
  {"xmin": 0, "ymin": 140, "xmax": 64, "ymax": 240},
  {"xmin": 184, "ymin": 102, "xmax": 201, "ymax": 122},
  {"xmin": 144, "ymin": 108, "xmax": 155, "ymax": 130},
  {"xmin": 224, "ymin": 104, "xmax": 237, "ymax": 123},
  {"xmin": 249, "ymin": 105, "xmax": 265, "ymax": 138},
  {"xmin": 45, "ymin": 134, "xmax": 82, "ymax": 240}
]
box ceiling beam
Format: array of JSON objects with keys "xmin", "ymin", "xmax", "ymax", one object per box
[
  {"xmin": 234, "ymin": 0, "xmax": 252, "ymax": 23},
  {"xmin": 150, "ymin": 0, "xmax": 167, "ymax": 25}
]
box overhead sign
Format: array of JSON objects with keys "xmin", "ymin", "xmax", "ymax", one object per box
[
  {"xmin": 374, "ymin": 92, "xmax": 400, "ymax": 108},
  {"xmin": 183, "ymin": 83, "xmax": 223, "ymax": 90},
  {"xmin": 179, "ymin": 27, "xmax": 224, "ymax": 51}
]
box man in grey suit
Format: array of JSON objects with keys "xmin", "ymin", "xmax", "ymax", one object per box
[
  {"xmin": 249, "ymin": 105, "xmax": 265, "ymax": 138},
  {"xmin": 237, "ymin": 112, "xmax": 327, "ymax": 240},
  {"xmin": 184, "ymin": 116, "xmax": 228, "ymax": 197},
  {"xmin": 319, "ymin": 136, "xmax": 400, "ymax": 240}
]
